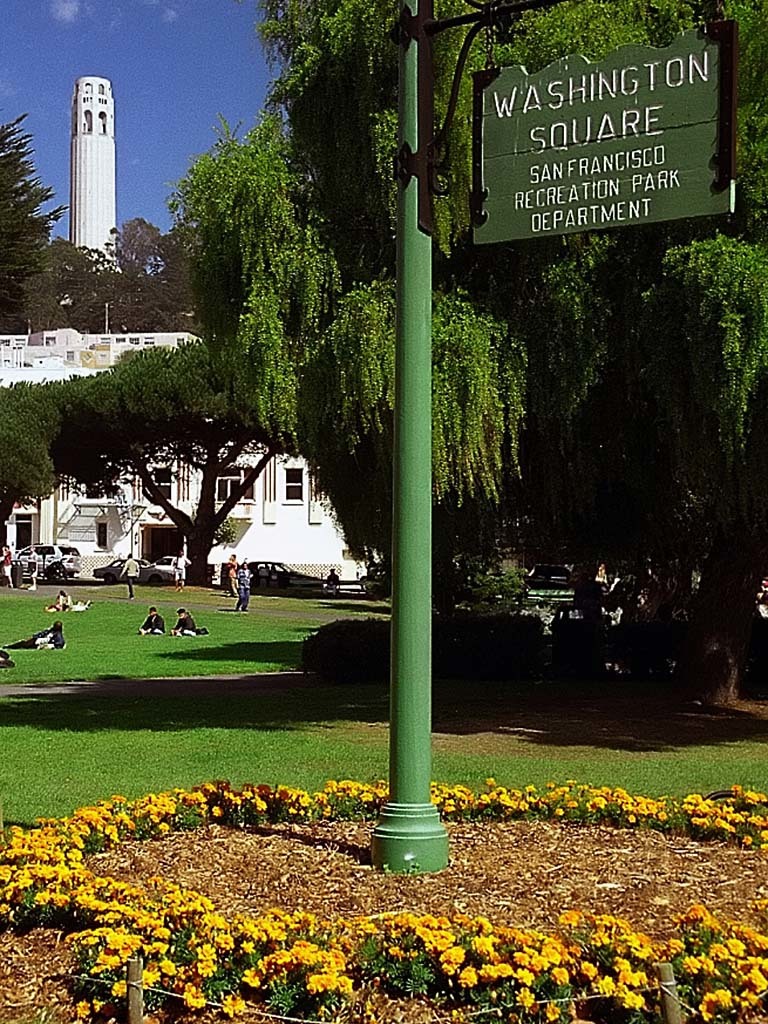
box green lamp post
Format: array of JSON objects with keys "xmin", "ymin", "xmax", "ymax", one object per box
[{"xmin": 371, "ymin": 0, "xmax": 449, "ymax": 874}]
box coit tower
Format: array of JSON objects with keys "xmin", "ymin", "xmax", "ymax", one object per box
[{"xmin": 69, "ymin": 76, "xmax": 116, "ymax": 252}]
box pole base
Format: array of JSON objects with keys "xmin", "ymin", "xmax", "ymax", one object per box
[{"xmin": 371, "ymin": 801, "xmax": 449, "ymax": 873}]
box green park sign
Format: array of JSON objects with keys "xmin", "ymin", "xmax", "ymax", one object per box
[{"xmin": 472, "ymin": 24, "xmax": 737, "ymax": 244}]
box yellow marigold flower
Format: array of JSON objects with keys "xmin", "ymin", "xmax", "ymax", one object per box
[
  {"xmin": 517, "ymin": 987, "xmax": 536, "ymax": 1010},
  {"xmin": 242, "ymin": 968, "xmax": 261, "ymax": 989},
  {"xmin": 595, "ymin": 976, "xmax": 616, "ymax": 995},
  {"xmin": 479, "ymin": 963, "xmax": 514, "ymax": 982},
  {"xmin": 545, "ymin": 1002, "xmax": 561, "ymax": 1021},
  {"xmin": 682, "ymin": 956, "xmax": 702, "ymax": 974},
  {"xmin": 75, "ymin": 1001, "xmax": 91, "ymax": 1019},
  {"xmin": 472, "ymin": 935, "xmax": 496, "ymax": 958},
  {"xmin": 220, "ymin": 993, "xmax": 246, "ymax": 1018},
  {"xmin": 618, "ymin": 988, "xmax": 645, "ymax": 1010},
  {"xmin": 700, "ymin": 989, "xmax": 734, "ymax": 1021},
  {"xmin": 183, "ymin": 984, "xmax": 207, "ymax": 1009},
  {"xmin": 515, "ymin": 968, "xmax": 535, "ymax": 987},
  {"xmin": 746, "ymin": 966, "xmax": 768, "ymax": 991},
  {"xmin": 458, "ymin": 966, "xmax": 478, "ymax": 988},
  {"xmin": 440, "ymin": 946, "xmax": 466, "ymax": 974},
  {"xmin": 551, "ymin": 966, "xmax": 569, "ymax": 986}
]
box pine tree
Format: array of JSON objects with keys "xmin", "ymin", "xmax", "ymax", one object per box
[{"xmin": 0, "ymin": 115, "xmax": 63, "ymax": 330}]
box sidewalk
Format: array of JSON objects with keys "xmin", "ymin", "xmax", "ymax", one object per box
[{"xmin": 0, "ymin": 670, "xmax": 312, "ymax": 699}]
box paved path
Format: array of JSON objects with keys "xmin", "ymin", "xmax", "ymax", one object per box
[{"xmin": 0, "ymin": 671, "xmax": 315, "ymax": 700}]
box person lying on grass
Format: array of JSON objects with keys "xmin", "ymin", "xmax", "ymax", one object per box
[
  {"xmin": 138, "ymin": 606, "xmax": 165, "ymax": 635},
  {"xmin": 170, "ymin": 608, "xmax": 208, "ymax": 636},
  {"xmin": 8, "ymin": 620, "xmax": 66, "ymax": 650},
  {"xmin": 45, "ymin": 590, "xmax": 71, "ymax": 613}
]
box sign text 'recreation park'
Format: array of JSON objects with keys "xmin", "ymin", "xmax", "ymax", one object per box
[{"xmin": 473, "ymin": 26, "xmax": 736, "ymax": 244}]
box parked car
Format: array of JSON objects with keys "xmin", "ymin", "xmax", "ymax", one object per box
[
  {"xmin": 524, "ymin": 564, "xmax": 574, "ymax": 602},
  {"xmin": 16, "ymin": 544, "xmax": 82, "ymax": 580},
  {"xmin": 248, "ymin": 561, "xmax": 323, "ymax": 589},
  {"xmin": 93, "ymin": 557, "xmax": 176, "ymax": 585},
  {"xmin": 93, "ymin": 558, "xmax": 151, "ymax": 585},
  {"xmin": 142, "ymin": 555, "xmax": 181, "ymax": 584}
]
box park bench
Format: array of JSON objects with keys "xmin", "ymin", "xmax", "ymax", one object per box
[{"xmin": 323, "ymin": 578, "xmax": 368, "ymax": 596}]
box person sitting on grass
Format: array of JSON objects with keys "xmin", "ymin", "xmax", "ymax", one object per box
[
  {"xmin": 45, "ymin": 590, "xmax": 71, "ymax": 613},
  {"xmin": 171, "ymin": 608, "xmax": 197, "ymax": 636},
  {"xmin": 9, "ymin": 620, "xmax": 66, "ymax": 650},
  {"xmin": 138, "ymin": 606, "xmax": 165, "ymax": 635},
  {"xmin": 0, "ymin": 650, "xmax": 15, "ymax": 668}
]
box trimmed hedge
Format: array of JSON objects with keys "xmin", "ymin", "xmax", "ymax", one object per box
[{"xmin": 301, "ymin": 613, "xmax": 544, "ymax": 683}]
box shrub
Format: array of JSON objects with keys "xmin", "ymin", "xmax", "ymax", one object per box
[
  {"xmin": 301, "ymin": 614, "xmax": 544, "ymax": 683},
  {"xmin": 302, "ymin": 618, "xmax": 390, "ymax": 683},
  {"xmin": 607, "ymin": 620, "xmax": 687, "ymax": 678}
]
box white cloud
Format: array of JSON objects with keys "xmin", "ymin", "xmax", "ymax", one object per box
[
  {"xmin": 162, "ymin": 6, "xmax": 178, "ymax": 22},
  {"xmin": 50, "ymin": 0, "xmax": 81, "ymax": 23}
]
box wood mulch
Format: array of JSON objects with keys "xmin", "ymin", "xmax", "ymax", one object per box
[{"xmin": 2, "ymin": 820, "xmax": 767, "ymax": 1023}]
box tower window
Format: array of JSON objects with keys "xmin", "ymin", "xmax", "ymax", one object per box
[
  {"xmin": 83, "ymin": 109, "xmax": 93, "ymax": 133},
  {"xmin": 84, "ymin": 82, "xmax": 92, "ymax": 94},
  {"xmin": 98, "ymin": 84, "xmax": 105, "ymax": 95},
  {"xmin": 99, "ymin": 111, "xmax": 107, "ymax": 134}
]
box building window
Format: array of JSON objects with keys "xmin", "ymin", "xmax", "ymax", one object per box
[
  {"xmin": 85, "ymin": 83, "xmax": 92, "ymax": 94},
  {"xmin": 84, "ymin": 109, "xmax": 93, "ymax": 133},
  {"xmin": 153, "ymin": 467, "xmax": 172, "ymax": 500},
  {"xmin": 285, "ymin": 467, "xmax": 304, "ymax": 502},
  {"xmin": 96, "ymin": 522, "xmax": 108, "ymax": 548},
  {"xmin": 99, "ymin": 111, "xmax": 107, "ymax": 134},
  {"xmin": 98, "ymin": 83, "xmax": 105, "ymax": 95},
  {"xmin": 217, "ymin": 469, "xmax": 254, "ymax": 502}
]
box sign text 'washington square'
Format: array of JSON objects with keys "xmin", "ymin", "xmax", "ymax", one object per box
[{"xmin": 473, "ymin": 27, "xmax": 735, "ymax": 243}]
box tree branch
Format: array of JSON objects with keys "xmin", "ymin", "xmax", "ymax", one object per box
[
  {"xmin": 133, "ymin": 459, "xmax": 194, "ymax": 533},
  {"xmin": 213, "ymin": 447, "xmax": 277, "ymax": 526}
]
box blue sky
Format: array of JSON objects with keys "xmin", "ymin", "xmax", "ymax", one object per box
[{"xmin": 2, "ymin": 0, "xmax": 271, "ymax": 235}]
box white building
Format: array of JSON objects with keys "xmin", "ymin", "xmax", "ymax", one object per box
[
  {"xmin": 24, "ymin": 328, "xmax": 196, "ymax": 368},
  {"xmin": 0, "ymin": 351, "xmax": 360, "ymax": 579},
  {"xmin": 0, "ymin": 335, "xmax": 26, "ymax": 368},
  {"xmin": 69, "ymin": 76, "xmax": 116, "ymax": 252}
]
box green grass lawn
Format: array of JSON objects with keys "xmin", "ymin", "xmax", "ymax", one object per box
[
  {"xmin": 0, "ymin": 585, "xmax": 384, "ymax": 683},
  {"xmin": 0, "ymin": 585, "xmax": 766, "ymax": 828},
  {"xmin": 1, "ymin": 674, "xmax": 767, "ymax": 826}
]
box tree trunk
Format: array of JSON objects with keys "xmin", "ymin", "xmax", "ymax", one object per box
[
  {"xmin": 186, "ymin": 462, "xmax": 219, "ymax": 586},
  {"xmin": 680, "ymin": 533, "xmax": 767, "ymax": 705}
]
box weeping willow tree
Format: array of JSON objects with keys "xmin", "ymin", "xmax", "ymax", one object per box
[
  {"xmin": 172, "ymin": 116, "xmax": 339, "ymax": 434},
  {"xmin": 250, "ymin": 0, "xmax": 768, "ymax": 699}
]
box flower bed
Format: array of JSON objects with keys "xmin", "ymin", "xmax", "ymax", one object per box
[{"xmin": 1, "ymin": 780, "xmax": 767, "ymax": 1022}]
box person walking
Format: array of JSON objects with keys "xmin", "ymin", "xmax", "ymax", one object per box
[
  {"xmin": 235, "ymin": 559, "xmax": 251, "ymax": 612},
  {"xmin": 28, "ymin": 549, "xmax": 38, "ymax": 591},
  {"xmin": 173, "ymin": 549, "xmax": 190, "ymax": 592},
  {"xmin": 120, "ymin": 555, "xmax": 139, "ymax": 600},
  {"xmin": 2, "ymin": 545, "xmax": 13, "ymax": 588}
]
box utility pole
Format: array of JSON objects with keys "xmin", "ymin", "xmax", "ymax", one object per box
[
  {"xmin": 371, "ymin": 0, "xmax": 448, "ymax": 874},
  {"xmin": 371, "ymin": 0, "xmax": 569, "ymax": 874}
]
